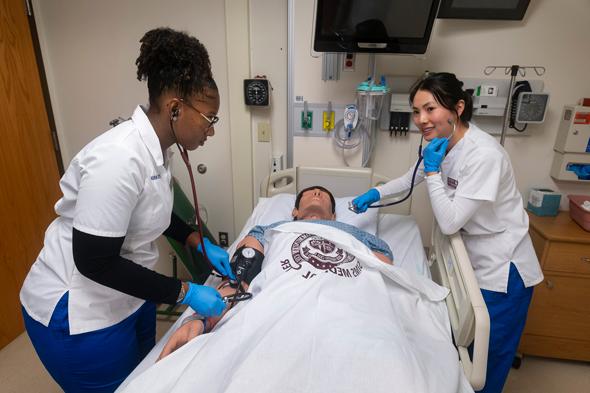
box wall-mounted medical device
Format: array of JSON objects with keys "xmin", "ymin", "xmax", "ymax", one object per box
[
  {"xmin": 387, "ymin": 94, "xmax": 412, "ymax": 134},
  {"xmin": 244, "ymin": 78, "xmax": 270, "ymax": 106},
  {"xmin": 472, "ymin": 96, "xmax": 506, "ymax": 117},
  {"xmin": 313, "ymin": 0, "xmax": 441, "ymax": 54},
  {"xmin": 515, "ymin": 92, "xmax": 550, "ymax": 123},
  {"xmin": 550, "ymin": 105, "xmax": 590, "ymax": 182}
]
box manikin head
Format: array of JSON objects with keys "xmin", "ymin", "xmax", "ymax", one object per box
[{"xmin": 292, "ymin": 186, "xmax": 336, "ymax": 221}]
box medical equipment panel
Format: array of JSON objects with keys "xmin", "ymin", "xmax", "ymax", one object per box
[{"xmin": 380, "ymin": 76, "xmax": 546, "ymax": 135}]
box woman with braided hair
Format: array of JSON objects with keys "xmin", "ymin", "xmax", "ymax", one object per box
[{"xmin": 20, "ymin": 27, "xmax": 232, "ymax": 392}]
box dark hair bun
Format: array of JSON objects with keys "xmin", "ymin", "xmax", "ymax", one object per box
[{"xmin": 136, "ymin": 27, "xmax": 215, "ymax": 102}]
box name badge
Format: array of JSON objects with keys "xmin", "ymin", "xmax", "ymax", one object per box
[{"xmin": 447, "ymin": 177, "xmax": 458, "ymax": 189}]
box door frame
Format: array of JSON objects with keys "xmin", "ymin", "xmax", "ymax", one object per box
[{"xmin": 26, "ymin": 0, "xmax": 64, "ymax": 174}]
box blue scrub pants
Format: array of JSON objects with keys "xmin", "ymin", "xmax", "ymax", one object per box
[
  {"xmin": 22, "ymin": 292, "xmax": 156, "ymax": 393},
  {"xmin": 476, "ymin": 263, "xmax": 533, "ymax": 393}
]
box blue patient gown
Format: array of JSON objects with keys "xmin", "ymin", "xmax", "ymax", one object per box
[{"xmin": 247, "ymin": 219, "xmax": 393, "ymax": 260}]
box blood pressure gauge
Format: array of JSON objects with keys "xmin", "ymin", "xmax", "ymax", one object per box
[
  {"xmin": 241, "ymin": 247, "xmax": 256, "ymax": 259},
  {"xmin": 243, "ymin": 79, "xmax": 269, "ymax": 106}
]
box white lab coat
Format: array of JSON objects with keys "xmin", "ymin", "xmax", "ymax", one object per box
[
  {"xmin": 377, "ymin": 123, "xmax": 543, "ymax": 292},
  {"xmin": 20, "ymin": 106, "xmax": 173, "ymax": 334}
]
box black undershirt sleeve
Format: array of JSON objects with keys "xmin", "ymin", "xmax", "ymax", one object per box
[
  {"xmin": 163, "ymin": 212, "xmax": 195, "ymax": 245},
  {"xmin": 72, "ymin": 228, "xmax": 181, "ymax": 304}
]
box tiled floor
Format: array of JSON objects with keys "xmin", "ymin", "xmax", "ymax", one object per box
[
  {"xmin": 0, "ymin": 318, "xmax": 175, "ymax": 393},
  {"xmin": 1, "ymin": 322, "xmax": 588, "ymax": 392}
]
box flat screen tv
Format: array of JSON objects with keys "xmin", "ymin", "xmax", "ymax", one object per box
[
  {"xmin": 437, "ymin": 0, "xmax": 530, "ymax": 20},
  {"xmin": 313, "ymin": 0, "xmax": 441, "ymax": 54}
]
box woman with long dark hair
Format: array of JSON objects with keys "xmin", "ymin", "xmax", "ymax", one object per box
[{"xmin": 352, "ymin": 72, "xmax": 543, "ymax": 393}]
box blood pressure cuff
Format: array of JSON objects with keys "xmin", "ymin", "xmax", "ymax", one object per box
[{"xmin": 230, "ymin": 246, "xmax": 264, "ymax": 285}]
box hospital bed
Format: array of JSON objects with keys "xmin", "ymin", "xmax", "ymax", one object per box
[{"xmin": 119, "ymin": 166, "xmax": 489, "ymax": 392}]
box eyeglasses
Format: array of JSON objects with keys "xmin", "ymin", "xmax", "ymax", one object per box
[{"xmin": 179, "ymin": 98, "xmax": 219, "ymax": 129}]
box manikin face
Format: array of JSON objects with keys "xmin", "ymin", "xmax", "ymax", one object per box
[
  {"xmin": 292, "ymin": 188, "xmax": 335, "ymax": 221},
  {"xmin": 173, "ymin": 88, "xmax": 220, "ymax": 150},
  {"xmin": 411, "ymin": 89, "xmax": 462, "ymax": 142}
]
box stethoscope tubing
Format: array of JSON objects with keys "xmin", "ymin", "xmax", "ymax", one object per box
[
  {"xmin": 367, "ymin": 120, "xmax": 455, "ymax": 209},
  {"xmin": 170, "ymin": 117, "xmax": 224, "ymax": 277},
  {"xmin": 367, "ymin": 136, "xmax": 424, "ymax": 209}
]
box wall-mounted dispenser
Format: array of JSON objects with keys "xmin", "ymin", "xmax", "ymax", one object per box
[{"xmin": 550, "ymin": 105, "xmax": 590, "ymax": 182}]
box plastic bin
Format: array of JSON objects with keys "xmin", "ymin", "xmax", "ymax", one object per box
[{"xmin": 568, "ymin": 194, "xmax": 590, "ymax": 231}]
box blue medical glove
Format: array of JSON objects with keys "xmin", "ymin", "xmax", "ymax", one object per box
[
  {"xmin": 197, "ymin": 238, "xmax": 235, "ymax": 280},
  {"xmin": 180, "ymin": 282, "xmax": 226, "ymax": 317},
  {"xmin": 423, "ymin": 137, "xmax": 449, "ymax": 173},
  {"xmin": 352, "ymin": 188, "xmax": 380, "ymax": 213},
  {"xmin": 571, "ymin": 164, "xmax": 590, "ymax": 180}
]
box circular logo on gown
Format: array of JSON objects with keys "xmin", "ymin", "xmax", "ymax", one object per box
[{"xmin": 290, "ymin": 233, "xmax": 355, "ymax": 270}]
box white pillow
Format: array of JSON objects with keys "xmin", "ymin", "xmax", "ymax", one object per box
[
  {"xmin": 246, "ymin": 193, "xmax": 378, "ymax": 235},
  {"xmin": 334, "ymin": 196, "xmax": 379, "ymax": 236}
]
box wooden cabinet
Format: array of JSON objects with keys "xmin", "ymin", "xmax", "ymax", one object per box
[{"xmin": 519, "ymin": 212, "xmax": 590, "ymax": 361}]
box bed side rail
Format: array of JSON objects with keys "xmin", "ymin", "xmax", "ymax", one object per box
[{"xmin": 429, "ymin": 224, "xmax": 490, "ymax": 390}]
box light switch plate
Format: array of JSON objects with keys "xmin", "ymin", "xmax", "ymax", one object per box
[{"xmin": 257, "ymin": 122, "xmax": 271, "ymax": 142}]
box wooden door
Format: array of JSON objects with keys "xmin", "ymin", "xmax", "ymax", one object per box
[{"xmin": 0, "ymin": 0, "xmax": 62, "ymax": 349}]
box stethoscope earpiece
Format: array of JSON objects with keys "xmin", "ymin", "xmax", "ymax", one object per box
[{"xmin": 171, "ymin": 106, "xmax": 180, "ymax": 122}]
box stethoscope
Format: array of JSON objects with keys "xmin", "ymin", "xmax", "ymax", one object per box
[
  {"xmin": 355, "ymin": 119, "xmax": 456, "ymax": 210},
  {"xmin": 169, "ymin": 113, "xmax": 217, "ymax": 277},
  {"xmin": 170, "ymin": 109, "xmax": 253, "ymax": 306}
]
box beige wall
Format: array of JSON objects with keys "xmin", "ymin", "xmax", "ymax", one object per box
[
  {"xmin": 249, "ymin": 0, "xmax": 288, "ymax": 200},
  {"xmin": 31, "ymin": 0, "xmax": 590, "ymax": 257},
  {"xmin": 290, "ymin": 0, "xmax": 590, "ymax": 243},
  {"xmin": 32, "ymin": 0, "xmax": 246, "ymax": 278}
]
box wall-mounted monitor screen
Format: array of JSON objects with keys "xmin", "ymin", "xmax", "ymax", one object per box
[
  {"xmin": 437, "ymin": 0, "xmax": 530, "ymax": 20},
  {"xmin": 313, "ymin": 0, "xmax": 441, "ymax": 54}
]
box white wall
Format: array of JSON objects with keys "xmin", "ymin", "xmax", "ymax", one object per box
[{"xmin": 290, "ymin": 0, "xmax": 590, "ymax": 244}]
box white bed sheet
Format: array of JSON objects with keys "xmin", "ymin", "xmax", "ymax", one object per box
[
  {"xmin": 119, "ymin": 202, "xmax": 432, "ymax": 390},
  {"xmin": 120, "ymin": 222, "xmax": 471, "ymax": 393},
  {"xmin": 377, "ymin": 214, "xmax": 430, "ymax": 278}
]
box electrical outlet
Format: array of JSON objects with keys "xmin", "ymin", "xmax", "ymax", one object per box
[
  {"xmin": 257, "ymin": 122, "xmax": 271, "ymax": 142},
  {"xmin": 343, "ymin": 53, "xmax": 355, "ymax": 71},
  {"xmin": 218, "ymin": 232, "xmax": 229, "ymax": 247},
  {"xmin": 271, "ymin": 154, "xmax": 283, "ymax": 173}
]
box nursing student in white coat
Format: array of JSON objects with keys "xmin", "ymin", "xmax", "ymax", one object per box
[
  {"xmin": 352, "ymin": 72, "xmax": 543, "ymax": 393},
  {"xmin": 19, "ymin": 28, "xmax": 234, "ymax": 393}
]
